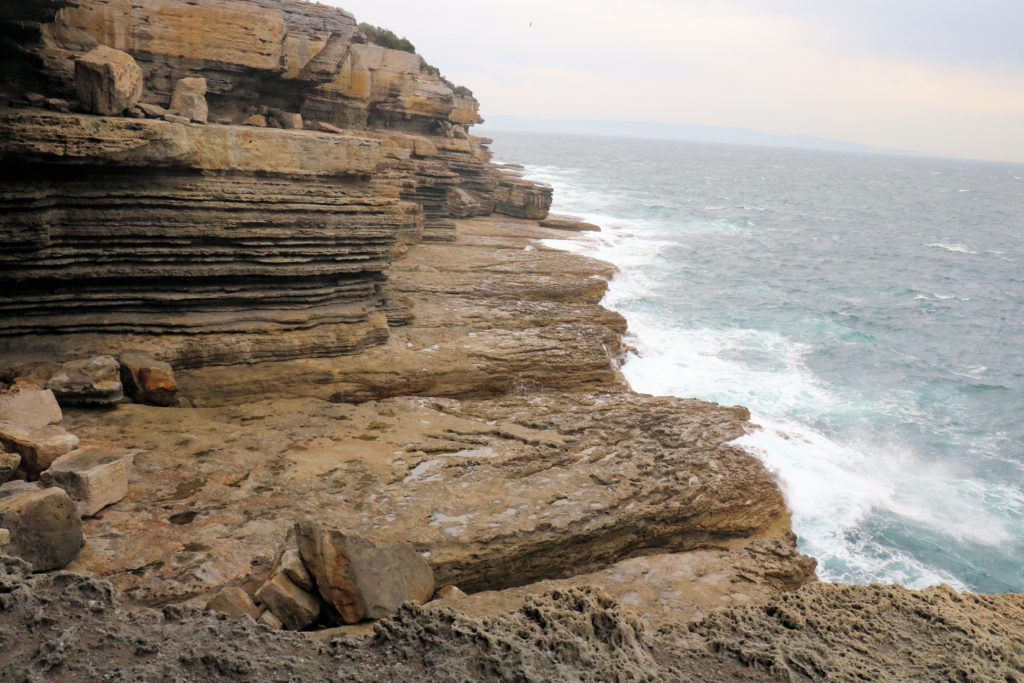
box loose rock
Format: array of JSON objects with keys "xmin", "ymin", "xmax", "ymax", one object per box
[
  {"xmin": 135, "ymin": 102, "xmax": 168, "ymax": 119},
  {"xmin": 0, "ymin": 422, "xmax": 79, "ymax": 476},
  {"xmin": 539, "ymin": 216, "xmax": 601, "ymax": 232},
  {"xmin": 0, "ymin": 450, "xmax": 20, "ymax": 484},
  {"xmin": 255, "ymin": 572, "xmax": 322, "ymax": 630},
  {"xmin": 40, "ymin": 446, "xmax": 133, "ymax": 517},
  {"xmin": 0, "ymin": 484, "xmax": 83, "ymax": 571},
  {"xmin": 243, "ymin": 114, "xmax": 267, "ymax": 127},
  {"xmin": 170, "ymin": 77, "xmax": 208, "ymax": 123},
  {"xmin": 257, "ymin": 609, "xmax": 284, "ymax": 630},
  {"xmin": 0, "ymin": 388, "xmax": 62, "ymax": 429},
  {"xmin": 119, "ymin": 352, "xmax": 178, "ymax": 406},
  {"xmin": 0, "ymin": 528, "xmax": 8, "ymax": 547},
  {"xmin": 274, "ymin": 112, "xmax": 303, "ymax": 129},
  {"xmin": 296, "ymin": 522, "xmax": 435, "ymax": 624},
  {"xmin": 74, "ymin": 45, "xmax": 143, "ymax": 115},
  {"xmin": 47, "ymin": 356, "xmax": 123, "ymax": 407},
  {"xmin": 311, "ymin": 121, "xmax": 344, "ymax": 134},
  {"xmin": 206, "ymin": 586, "xmax": 259, "ymax": 619}
]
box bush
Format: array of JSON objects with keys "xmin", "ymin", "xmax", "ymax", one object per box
[{"xmin": 358, "ymin": 23, "xmax": 415, "ymax": 53}]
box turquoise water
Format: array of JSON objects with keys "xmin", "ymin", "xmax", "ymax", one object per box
[{"xmin": 485, "ymin": 131, "xmax": 1024, "ymax": 593}]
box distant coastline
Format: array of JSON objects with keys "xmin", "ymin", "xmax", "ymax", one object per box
[{"xmin": 478, "ymin": 114, "xmax": 928, "ymax": 158}]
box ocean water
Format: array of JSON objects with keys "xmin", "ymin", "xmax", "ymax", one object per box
[{"xmin": 485, "ymin": 131, "xmax": 1024, "ymax": 593}]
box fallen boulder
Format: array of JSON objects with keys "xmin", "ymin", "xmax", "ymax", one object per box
[
  {"xmin": 0, "ymin": 422, "xmax": 79, "ymax": 476},
  {"xmin": 169, "ymin": 77, "xmax": 208, "ymax": 123},
  {"xmin": 0, "ymin": 484, "xmax": 83, "ymax": 571},
  {"xmin": 0, "ymin": 388, "xmax": 63, "ymax": 429},
  {"xmin": 118, "ymin": 352, "xmax": 178, "ymax": 406},
  {"xmin": 539, "ymin": 216, "xmax": 601, "ymax": 232},
  {"xmin": 206, "ymin": 586, "xmax": 259, "ymax": 620},
  {"xmin": 135, "ymin": 102, "xmax": 167, "ymax": 119},
  {"xmin": 47, "ymin": 356, "xmax": 123, "ymax": 407},
  {"xmin": 295, "ymin": 522, "xmax": 434, "ymax": 624},
  {"xmin": 40, "ymin": 446, "xmax": 133, "ymax": 517},
  {"xmin": 0, "ymin": 450, "xmax": 19, "ymax": 484},
  {"xmin": 74, "ymin": 45, "xmax": 143, "ymax": 115},
  {"xmin": 255, "ymin": 572, "xmax": 322, "ymax": 630},
  {"xmin": 274, "ymin": 112, "xmax": 303, "ymax": 130},
  {"xmin": 447, "ymin": 187, "xmax": 483, "ymax": 218},
  {"xmin": 0, "ymin": 528, "xmax": 8, "ymax": 548}
]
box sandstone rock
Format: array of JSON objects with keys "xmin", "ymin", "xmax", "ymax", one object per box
[
  {"xmin": 434, "ymin": 585, "xmax": 466, "ymax": 601},
  {"xmin": 163, "ymin": 113, "xmax": 192, "ymax": 125},
  {"xmin": 74, "ymin": 46, "xmax": 143, "ymax": 116},
  {"xmin": 0, "ymin": 423, "xmax": 79, "ymax": 476},
  {"xmin": 243, "ymin": 114, "xmax": 267, "ymax": 127},
  {"xmin": 24, "ymin": 92, "xmax": 46, "ymax": 108},
  {"xmin": 539, "ymin": 216, "xmax": 601, "ymax": 232},
  {"xmin": 0, "ymin": 388, "xmax": 62, "ymax": 429},
  {"xmin": 312, "ymin": 121, "xmax": 344, "ymax": 134},
  {"xmin": 47, "ymin": 356, "xmax": 123, "ymax": 407},
  {"xmin": 136, "ymin": 102, "xmax": 168, "ymax": 119},
  {"xmin": 0, "ymin": 528, "xmax": 8, "ymax": 548},
  {"xmin": 280, "ymin": 548, "xmax": 316, "ymax": 593},
  {"xmin": 170, "ymin": 77, "xmax": 208, "ymax": 124},
  {"xmin": 257, "ymin": 609, "xmax": 284, "ymax": 630},
  {"xmin": 45, "ymin": 98, "xmax": 71, "ymax": 113},
  {"xmin": 493, "ymin": 175, "xmax": 553, "ymax": 220},
  {"xmin": 206, "ymin": 587, "xmax": 259, "ymax": 620},
  {"xmin": 40, "ymin": 447, "xmax": 133, "ymax": 517},
  {"xmin": 126, "ymin": 107, "xmax": 146, "ymax": 119},
  {"xmin": 447, "ymin": 187, "xmax": 482, "ymax": 219},
  {"xmin": 0, "ymin": 484, "xmax": 83, "ymax": 571},
  {"xmin": 296, "ymin": 523, "xmax": 435, "ymax": 624},
  {"xmin": 255, "ymin": 572, "xmax": 322, "ymax": 631},
  {"xmin": 118, "ymin": 352, "xmax": 177, "ymax": 406},
  {"xmin": 0, "ymin": 450, "xmax": 19, "ymax": 484},
  {"xmin": 303, "ymin": 622, "xmax": 376, "ymax": 641},
  {"xmin": 275, "ymin": 112, "xmax": 303, "ymax": 130}
]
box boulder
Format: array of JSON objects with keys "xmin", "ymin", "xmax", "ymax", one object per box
[
  {"xmin": 74, "ymin": 45, "xmax": 143, "ymax": 115},
  {"xmin": 47, "ymin": 356, "xmax": 123, "ymax": 407},
  {"xmin": 23, "ymin": 92, "xmax": 46, "ymax": 107},
  {"xmin": 0, "ymin": 423, "xmax": 79, "ymax": 476},
  {"xmin": 243, "ymin": 114, "xmax": 267, "ymax": 127},
  {"xmin": 446, "ymin": 187, "xmax": 482, "ymax": 219},
  {"xmin": 163, "ymin": 113, "xmax": 191, "ymax": 125},
  {"xmin": 0, "ymin": 484, "xmax": 83, "ymax": 571},
  {"xmin": 255, "ymin": 572, "xmax": 322, "ymax": 630},
  {"xmin": 434, "ymin": 585, "xmax": 466, "ymax": 601},
  {"xmin": 0, "ymin": 528, "xmax": 8, "ymax": 548},
  {"xmin": 40, "ymin": 446, "xmax": 133, "ymax": 517},
  {"xmin": 0, "ymin": 388, "xmax": 62, "ymax": 429},
  {"xmin": 206, "ymin": 586, "xmax": 259, "ymax": 619},
  {"xmin": 170, "ymin": 77, "xmax": 208, "ymax": 123},
  {"xmin": 0, "ymin": 450, "xmax": 20, "ymax": 484},
  {"xmin": 279, "ymin": 547, "xmax": 316, "ymax": 593},
  {"xmin": 257, "ymin": 610, "xmax": 284, "ymax": 630},
  {"xmin": 311, "ymin": 121, "xmax": 344, "ymax": 134},
  {"xmin": 275, "ymin": 112, "xmax": 303, "ymax": 130},
  {"xmin": 295, "ymin": 522, "xmax": 435, "ymax": 624},
  {"xmin": 135, "ymin": 102, "xmax": 168, "ymax": 119},
  {"xmin": 45, "ymin": 98, "xmax": 71, "ymax": 113},
  {"xmin": 118, "ymin": 352, "xmax": 178, "ymax": 406}
]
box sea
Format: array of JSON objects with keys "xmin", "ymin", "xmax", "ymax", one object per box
[{"xmin": 484, "ymin": 130, "xmax": 1024, "ymax": 594}]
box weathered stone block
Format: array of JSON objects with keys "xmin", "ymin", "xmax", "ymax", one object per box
[
  {"xmin": 296, "ymin": 522, "xmax": 435, "ymax": 624},
  {"xmin": 47, "ymin": 356, "xmax": 123, "ymax": 407},
  {"xmin": 255, "ymin": 572, "xmax": 322, "ymax": 630},
  {"xmin": 0, "ymin": 484, "xmax": 83, "ymax": 571},
  {"xmin": 136, "ymin": 102, "xmax": 168, "ymax": 119},
  {"xmin": 275, "ymin": 112, "xmax": 303, "ymax": 130},
  {"xmin": 0, "ymin": 450, "xmax": 20, "ymax": 484},
  {"xmin": 243, "ymin": 114, "xmax": 267, "ymax": 127},
  {"xmin": 170, "ymin": 77, "xmax": 208, "ymax": 123},
  {"xmin": 280, "ymin": 547, "xmax": 316, "ymax": 593},
  {"xmin": 0, "ymin": 388, "xmax": 62, "ymax": 429},
  {"xmin": 40, "ymin": 446, "xmax": 133, "ymax": 517},
  {"xmin": 118, "ymin": 352, "xmax": 178, "ymax": 406},
  {"xmin": 0, "ymin": 422, "xmax": 79, "ymax": 476},
  {"xmin": 74, "ymin": 45, "xmax": 143, "ymax": 116},
  {"xmin": 257, "ymin": 609, "xmax": 284, "ymax": 630},
  {"xmin": 0, "ymin": 528, "xmax": 9, "ymax": 548},
  {"xmin": 206, "ymin": 586, "xmax": 259, "ymax": 619}
]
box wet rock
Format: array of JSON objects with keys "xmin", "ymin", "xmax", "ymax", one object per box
[
  {"xmin": 47, "ymin": 356, "xmax": 123, "ymax": 407},
  {"xmin": 206, "ymin": 587, "xmax": 259, "ymax": 620},
  {"xmin": 0, "ymin": 423, "xmax": 79, "ymax": 476},
  {"xmin": 0, "ymin": 451, "xmax": 19, "ymax": 484},
  {"xmin": 539, "ymin": 215, "xmax": 601, "ymax": 232},
  {"xmin": 170, "ymin": 77, "xmax": 208, "ymax": 124},
  {"xmin": 74, "ymin": 45, "xmax": 143, "ymax": 115},
  {"xmin": 39, "ymin": 446, "xmax": 133, "ymax": 517},
  {"xmin": 255, "ymin": 572, "xmax": 322, "ymax": 630},
  {"xmin": 0, "ymin": 484, "xmax": 83, "ymax": 571},
  {"xmin": 0, "ymin": 388, "xmax": 62, "ymax": 429},
  {"xmin": 118, "ymin": 352, "xmax": 178, "ymax": 406},
  {"xmin": 296, "ymin": 523, "xmax": 435, "ymax": 624}
]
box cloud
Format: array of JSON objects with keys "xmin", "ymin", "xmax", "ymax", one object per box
[{"xmin": 334, "ymin": 0, "xmax": 1024, "ymax": 162}]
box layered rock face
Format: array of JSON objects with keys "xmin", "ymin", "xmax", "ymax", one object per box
[{"xmin": 0, "ymin": 0, "xmax": 536, "ymax": 368}]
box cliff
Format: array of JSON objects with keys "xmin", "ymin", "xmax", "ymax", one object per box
[{"xmin": 1, "ymin": 2, "xmax": 1019, "ymax": 681}]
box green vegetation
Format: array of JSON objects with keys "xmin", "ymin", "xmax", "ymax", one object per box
[{"xmin": 358, "ymin": 23, "xmax": 415, "ymax": 53}]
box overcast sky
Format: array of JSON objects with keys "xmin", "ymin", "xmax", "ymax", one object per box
[{"xmin": 333, "ymin": 1, "xmax": 1024, "ymax": 163}]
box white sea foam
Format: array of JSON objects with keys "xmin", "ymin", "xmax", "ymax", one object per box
[{"xmin": 927, "ymin": 242, "xmax": 978, "ymax": 255}]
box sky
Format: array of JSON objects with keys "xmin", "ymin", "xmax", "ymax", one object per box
[{"xmin": 332, "ymin": 1, "xmax": 1024, "ymax": 163}]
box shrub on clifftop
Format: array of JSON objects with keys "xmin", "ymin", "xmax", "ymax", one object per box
[{"xmin": 358, "ymin": 23, "xmax": 415, "ymax": 53}]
